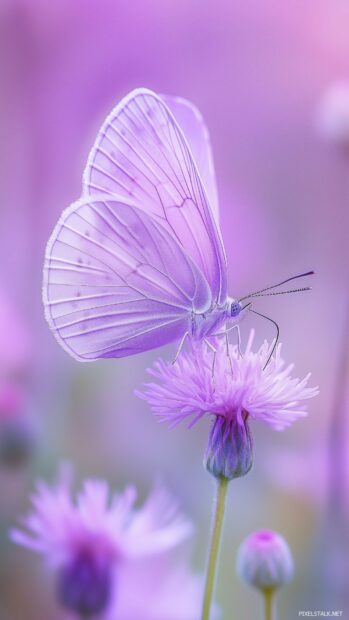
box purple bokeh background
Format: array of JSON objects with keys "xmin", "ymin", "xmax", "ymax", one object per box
[{"xmin": 1, "ymin": 1, "xmax": 349, "ymax": 618}]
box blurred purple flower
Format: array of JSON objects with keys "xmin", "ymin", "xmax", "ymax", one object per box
[
  {"xmin": 315, "ymin": 81, "xmax": 349, "ymax": 148},
  {"xmin": 10, "ymin": 469, "xmax": 204, "ymax": 618},
  {"xmin": 107, "ymin": 555, "xmax": 207, "ymax": 620},
  {"xmin": 138, "ymin": 330, "xmax": 318, "ymax": 480}
]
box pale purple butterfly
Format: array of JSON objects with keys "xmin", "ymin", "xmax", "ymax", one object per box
[{"xmin": 43, "ymin": 89, "xmax": 312, "ymax": 361}]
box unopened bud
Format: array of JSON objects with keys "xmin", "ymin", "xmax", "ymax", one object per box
[
  {"xmin": 204, "ymin": 414, "xmax": 253, "ymax": 481},
  {"xmin": 236, "ymin": 530, "xmax": 294, "ymax": 592}
]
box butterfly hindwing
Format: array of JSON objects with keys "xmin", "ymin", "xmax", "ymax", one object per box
[{"xmin": 43, "ymin": 195, "xmax": 212, "ymax": 360}]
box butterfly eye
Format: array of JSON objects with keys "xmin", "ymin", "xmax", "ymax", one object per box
[{"xmin": 231, "ymin": 301, "xmax": 242, "ymax": 318}]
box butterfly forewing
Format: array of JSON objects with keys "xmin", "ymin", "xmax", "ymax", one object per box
[
  {"xmin": 43, "ymin": 196, "xmax": 212, "ymax": 360},
  {"xmin": 162, "ymin": 94, "xmax": 220, "ymax": 226},
  {"xmin": 83, "ymin": 89, "xmax": 227, "ymax": 305}
]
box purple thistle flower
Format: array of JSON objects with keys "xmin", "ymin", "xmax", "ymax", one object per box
[
  {"xmin": 10, "ymin": 469, "xmax": 200, "ymax": 618},
  {"xmin": 138, "ymin": 330, "xmax": 318, "ymax": 480}
]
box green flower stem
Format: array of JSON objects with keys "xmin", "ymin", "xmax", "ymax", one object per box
[
  {"xmin": 263, "ymin": 589, "xmax": 275, "ymax": 620},
  {"xmin": 201, "ymin": 476, "xmax": 228, "ymax": 620}
]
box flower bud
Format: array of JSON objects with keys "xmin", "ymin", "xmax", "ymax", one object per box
[
  {"xmin": 204, "ymin": 414, "xmax": 253, "ymax": 481},
  {"xmin": 56, "ymin": 550, "xmax": 112, "ymax": 617},
  {"xmin": 236, "ymin": 530, "xmax": 294, "ymax": 592}
]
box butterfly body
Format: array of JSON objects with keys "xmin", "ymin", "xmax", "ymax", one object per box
[{"xmin": 189, "ymin": 298, "xmax": 242, "ymax": 340}]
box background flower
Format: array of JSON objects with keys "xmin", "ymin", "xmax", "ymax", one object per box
[
  {"xmin": 315, "ymin": 82, "xmax": 349, "ymax": 148},
  {"xmin": 11, "ymin": 470, "xmax": 203, "ymax": 619}
]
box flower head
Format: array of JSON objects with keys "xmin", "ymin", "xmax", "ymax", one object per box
[
  {"xmin": 10, "ymin": 469, "xmax": 195, "ymax": 618},
  {"xmin": 139, "ymin": 330, "xmax": 317, "ymax": 432},
  {"xmin": 138, "ymin": 331, "xmax": 318, "ymax": 480},
  {"xmin": 236, "ymin": 530, "xmax": 294, "ymax": 592}
]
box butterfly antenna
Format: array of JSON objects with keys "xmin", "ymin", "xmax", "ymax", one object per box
[
  {"xmin": 239, "ymin": 270, "xmax": 314, "ymax": 302},
  {"xmin": 250, "ymin": 286, "xmax": 312, "ymax": 298},
  {"xmin": 248, "ymin": 308, "xmax": 280, "ymax": 369}
]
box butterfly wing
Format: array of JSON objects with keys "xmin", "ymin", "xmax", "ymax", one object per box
[
  {"xmin": 162, "ymin": 94, "xmax": 220, "ymax": 225},
  {"xmin": 43, "ymin": 195, "xmax": 212, "ymax": 360},
  {"xmin": 83, "ymin": 88, "xmax": 227, "ymax": 305}
]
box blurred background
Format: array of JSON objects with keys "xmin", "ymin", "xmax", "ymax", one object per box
[{"xmin": 1, "ymin": 1, "xmax": 349, "ymax": 618}]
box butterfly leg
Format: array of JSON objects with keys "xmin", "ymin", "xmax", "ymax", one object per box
[
  {"xmin": 235, "ymin": 325, "xmax": 243, "ymax": 358},
  {"xmin": 172, "ymin": 331, "xmax": 189, "ymax": 365},
  {"xmin": 223, "ymin": 331, "xmax": 235, "ymax": 376},
  {"xmin": 211, "ymin": 324, "xmax": 243, "ymax": 357},
  {"xmin": 204, "ymin": 338, "xmax": 217, "ymax": 378}
]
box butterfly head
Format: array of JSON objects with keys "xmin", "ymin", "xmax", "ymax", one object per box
[{"xmin": 230, "ymin": 300, "xmax": 243, "ymax": 318}]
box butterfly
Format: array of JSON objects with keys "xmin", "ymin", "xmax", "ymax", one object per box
[{"xmin": 43, "ymin": 88, "xmax": 312, "ymax": 361}]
